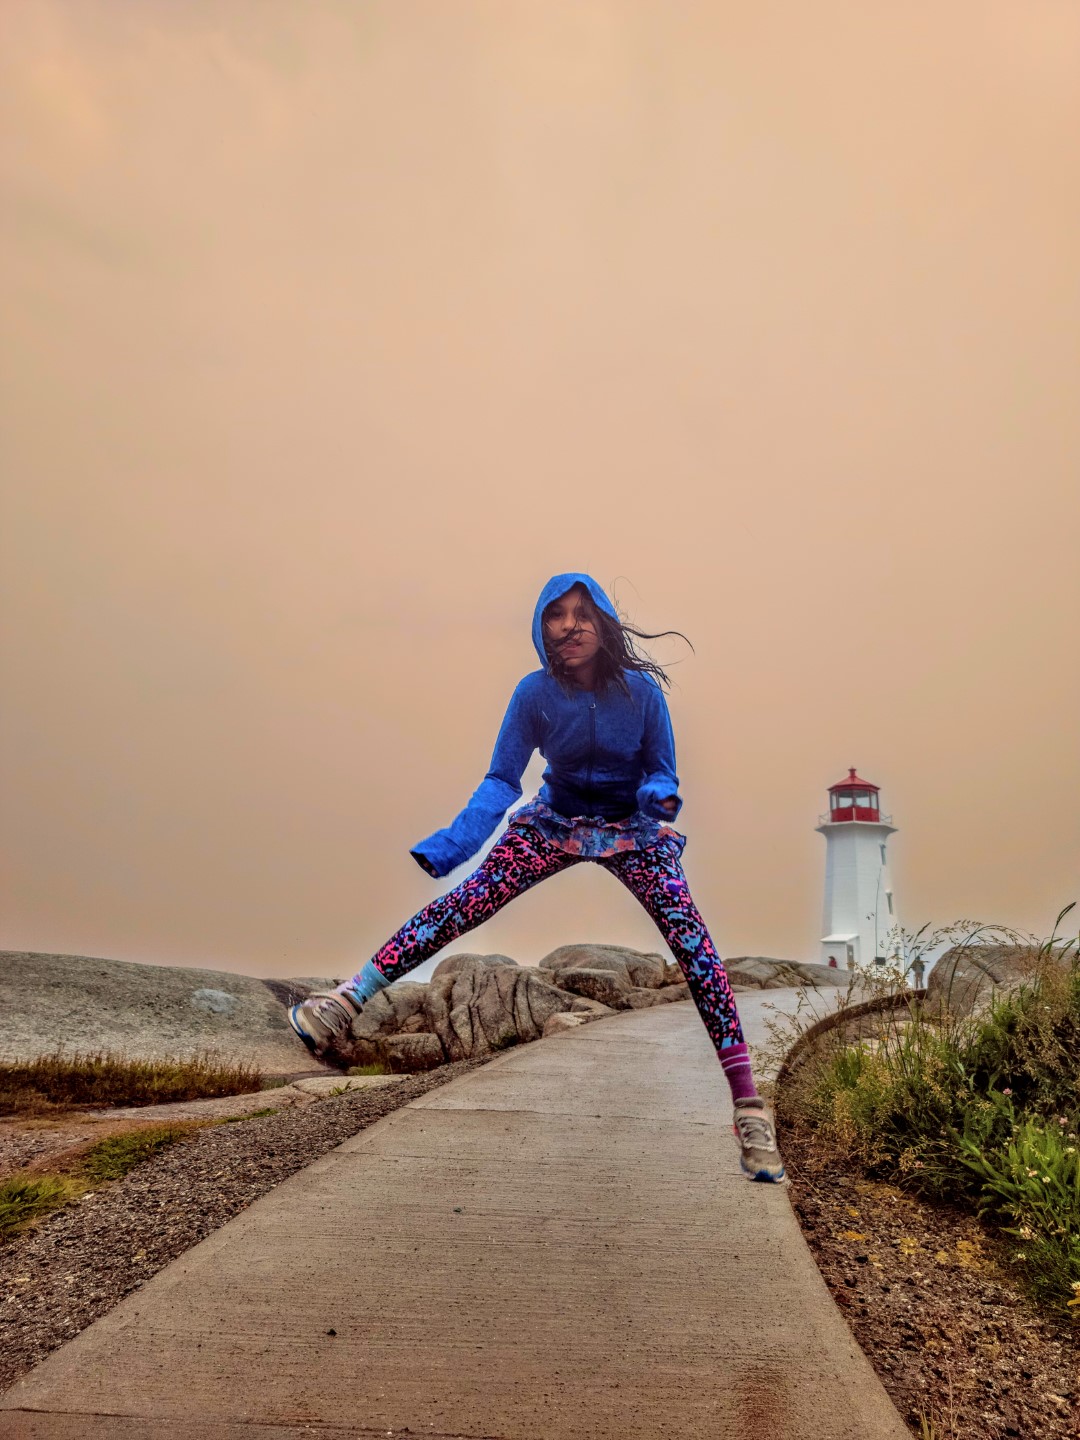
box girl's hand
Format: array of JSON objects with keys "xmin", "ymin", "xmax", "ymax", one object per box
[{"xmin": 659, "ymin": 796, "xmax": 679, "ymax": 816}]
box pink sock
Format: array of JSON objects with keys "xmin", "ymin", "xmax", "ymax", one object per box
[{"xmin": 720, "ymin": 1042, "xmax": 759, "ymax": 1105}]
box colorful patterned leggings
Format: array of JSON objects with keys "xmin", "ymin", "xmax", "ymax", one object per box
[{"xmin": 358, "ymin": 821, "xmax": 748, "ymax": 1066}]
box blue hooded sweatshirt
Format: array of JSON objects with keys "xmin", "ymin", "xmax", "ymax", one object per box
[{"xmin": 410, "ymin": 573, "xmax": 683, "ymax": 878}]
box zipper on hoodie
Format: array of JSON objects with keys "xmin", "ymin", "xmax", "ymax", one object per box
[{"xmin": 585, "ymin": 694, "xmax": 596, "ymax": 799}]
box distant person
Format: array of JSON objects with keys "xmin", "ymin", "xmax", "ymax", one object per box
[
  {"xmin": 289, "ymin": 573, "xmax": 784, "ymax": 1183},
  {"xmin": 828, "ymin": 956, "xmax": 838, "ymax": 968}
]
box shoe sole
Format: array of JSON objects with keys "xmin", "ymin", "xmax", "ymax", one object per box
[
  {"xmin": 740, "ymin": 1158, "xmax": 787, "ymax": 1183},
  {"xmin": 287, "ymin": 1004, "xmax": 324, "ymax": 1058}
]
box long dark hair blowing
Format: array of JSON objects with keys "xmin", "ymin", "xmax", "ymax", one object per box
[{"xmin": 543, "ymin": 584, "xmax": 693, "ymax": 697}]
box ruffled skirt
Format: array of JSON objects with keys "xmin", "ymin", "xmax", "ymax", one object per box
[{"xmin": 507, "ymin": 797, "xmax": 686, "ymax": 860}]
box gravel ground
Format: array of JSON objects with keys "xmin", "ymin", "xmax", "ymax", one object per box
[
  {"xmin": 0, "ymin": 1126, "xmax": 86, "ymax": 1177},
  {"xmin": 0, "ymin": 1056, "xmax": 491, "ymax": 1394},
  {"xmin": 779, "ymin": 1119, "xmax": 1079, "ymax": 1440}
]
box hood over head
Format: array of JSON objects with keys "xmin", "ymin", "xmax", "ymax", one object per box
[{"xmin": 531, "ymin": 573, "xmax": 619, "ymax": 671}]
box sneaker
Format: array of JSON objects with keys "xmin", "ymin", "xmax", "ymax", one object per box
[
  {"xmin": 287, "ymin": 991, "xmax": 361, "ymax": 1060},
  {"xmin": 732, "ymin": 1098, "xmax": 786, "ymax": 1183}
]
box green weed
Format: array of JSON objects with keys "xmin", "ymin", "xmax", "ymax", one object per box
[
  {"xmin": 81, "ymin": 1126, "xmax": 194, "ymax": 1181},
  {"xmin": 955, "ymin": 1098, "xmax": 1080, "ymax": 1307},
  {"xmin": 0, "ymin": 1173, "xmax": 88, "ymax": 1241}
]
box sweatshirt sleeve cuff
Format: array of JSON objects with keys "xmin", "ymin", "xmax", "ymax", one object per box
[
  {"xmin": 410, "ymin": 832, "xmax": 471, "ymax": 879},
  {"xmin": 636, "ymin": 779, "xmax": 682, "ymax": 822}
]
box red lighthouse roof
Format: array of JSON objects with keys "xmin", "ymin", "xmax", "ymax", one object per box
[{"xmin": 828, "ymin": 767, "xmax": 879, "ymax": 793}]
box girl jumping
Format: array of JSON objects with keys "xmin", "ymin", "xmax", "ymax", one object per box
[{"xmin": 289, "ymin": 572, "xmax": 784, "ymax": 1182}]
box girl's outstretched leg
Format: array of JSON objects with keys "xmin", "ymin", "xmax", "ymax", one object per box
[
  {"xmin": 601, "ymin": 840, "xmax": 784, "ymax": 1182},
  {"xmin": 288, "ymin": 824, "xmax": 573, "ymax": 1058},
  {"xmin": 601, "ymin": 840, "xmax": 753, "ymax": 1092},
  {"xmin": 342, "ymin": 823, "xmax": 575, "ymax": 999}
]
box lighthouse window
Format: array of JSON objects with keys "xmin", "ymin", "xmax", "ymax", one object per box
[
  {"xmin": 880, "ymin": 844, "xmax": 887, "ymax": 863},
  {"xmin": 886, "ymin": 891, "xmax": 894, "ymax": 914}
]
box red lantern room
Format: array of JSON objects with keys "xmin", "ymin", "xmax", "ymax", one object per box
[{"xmin": 826, "ymin": 768, "xmax": 881, "ymax": 823}]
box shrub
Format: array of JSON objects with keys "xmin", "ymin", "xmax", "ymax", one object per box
[
  {"xmin": 955, "ymin": 1098, "xmax": 1080, "ymax": 1308},
  {"xmin": 779, "ymin": 906, "xmax": 1079, "ymax": 1313},
  {"xmin": 963, "ymin": 959, "xmax": 1080, "ymax": 1116}
]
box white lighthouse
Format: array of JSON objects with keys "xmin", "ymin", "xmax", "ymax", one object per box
[{"xmin": 817, "ymin": 768, "xmax": 900, "ymax": 969}]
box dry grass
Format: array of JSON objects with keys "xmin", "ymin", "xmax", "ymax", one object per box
[{"xmin": 0, "ymin": 1052, "xmax": 263, "ymax": 1116}]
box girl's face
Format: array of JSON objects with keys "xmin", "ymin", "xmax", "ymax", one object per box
[{"xmin": 543, "ymin": 586, "xmax": 602, "ymax": 677}]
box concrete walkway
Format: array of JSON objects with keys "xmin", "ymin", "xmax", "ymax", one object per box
[{"xmin": 1, "ymin": 993, "xmax": 909, "ymax": 1440}]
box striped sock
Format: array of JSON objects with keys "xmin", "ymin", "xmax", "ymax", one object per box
[{"xmin": 719, "ymin": 1041, "xmax": 759, "ymax": 1104}]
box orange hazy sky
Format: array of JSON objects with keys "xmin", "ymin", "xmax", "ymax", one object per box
[{"xmin": 2, "ymin": 2, "xmax": 1078, "ymax": 980}]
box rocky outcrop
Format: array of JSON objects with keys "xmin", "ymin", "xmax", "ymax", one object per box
[
  {"xmin": 323, "ymin": 948, "xmax": 842, "ymax": 1068},
  {"xmin": 552, "ymin": 966, "xmax": 634, "ymax": 1009},
  {"xmin": 925, "ymin": 943, "xmax": 1075, "ymax": 1018},
  {"xmin": 425, "ymin": 955, "xmax": 576, "ymax": 1061},
  {"xmin": 563, "ymin": 995, "xmax": 616, "ymax": 1019},
  {"xmin": 624, "ymin": 983, "xmax": 691, "ymax": 1009},
  {"xmin": 538, "ymin": 945, "xmax": 840, "ymax": 999},
  {"xmin": 3, "ymin": 943, "xmax": 838, "ymax": 1079},
  {"xmin": 428, "ymin": 952, "xmax": 518, "ymax": 982},
  {"xmin": 333, "ymin": 981, "xmax": 430, "ymax": 1068},
  {"xmin": 538, "ymin": 944, "xmax": 667, "ymax": 990},
  {"xmin": 536, "ymin": 944, "xmax": 696, "ymax": 1011},
  {"xmin": 0, "ymin": 951, "xmax": 312, "ymax": 1073},
  {"xmin": 326, "ymin": 954, "xmax": 592, "ymax": 1069},
  {"xmin": 542, "ymin": 1012, "xmax": 593, "ymax": 1038},
  {"xmin": 725, "ymin": 957, "xmax": 848, "ymax": 990},
  {"xmin": 381, "ymin": 1032, "xmax": 445, "ymax": 1072},
  {"xmin": 320, "ymin": 948, "xmax": 683, "ymax": 1068}
]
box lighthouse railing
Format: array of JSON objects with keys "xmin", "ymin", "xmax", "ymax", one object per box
[{"xmin": 818, "ymin": 811, "xmax": 893, "ymax": 825}]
